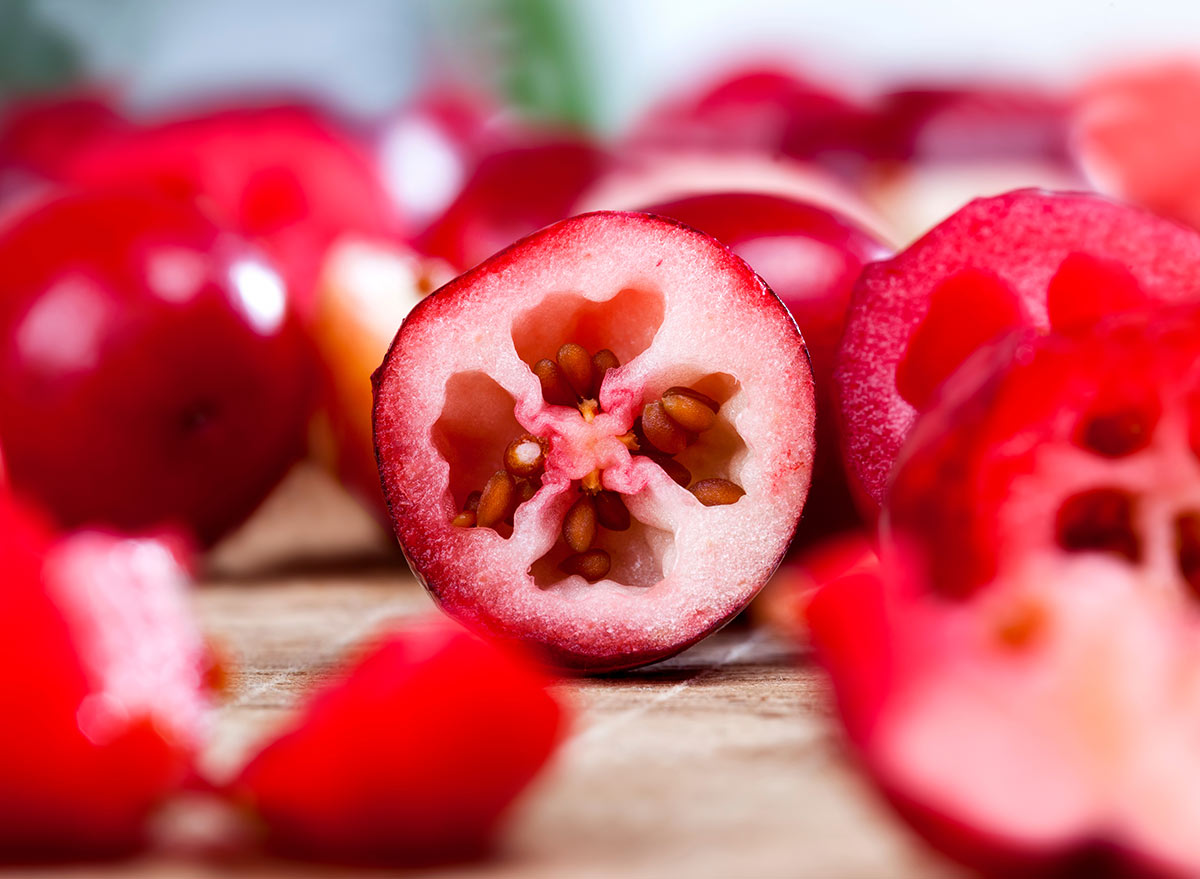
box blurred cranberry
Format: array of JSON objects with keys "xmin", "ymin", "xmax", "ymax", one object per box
[
  {"xmin": 1074, "ymin": 59, "xmax": 1200, "ymax": 232},
  {"xmin": 416, "ymin": 135, "xmax": 609, "ymax": 271},
  {"xmin": 0, "ymin": 190, "xmax": 313, "ymax": 545},
  {"xmin": 0, "ymin": 89, "xmax": 129, "ymax": 184},
  {"xmin": 59, "ymin": 104, "xmax": 402, "ymax": 320}
]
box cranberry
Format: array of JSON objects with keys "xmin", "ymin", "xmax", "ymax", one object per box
[
  {"xmin": 374, "ymin": 211, "xmax": 815, "ymax": 671},
  {"xmin": 0, "ymin": 190, "xmax": 313, "ymax": 545},
  {"xmin": 58, "ymin": 103, "xmax": 402, "ymax": 320},
  {"xmin": 835, "ymin": 189, "xmax": 1200, "ymax": 516},
  {"xmin": 0, "ymin": 88, "xmax": 128, "ymax": 186},
  {"xmin": 233, "ymin": 621, "xmax": 564, "ymax": 865},
  {"xmin": 0, "ymin": 493, "xmax": 214, "ymax": 858}
]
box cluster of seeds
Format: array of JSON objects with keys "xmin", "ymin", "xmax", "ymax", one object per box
[{"xmin": 450, "ymin": 341, "xmax": 746, "ymax": 584}]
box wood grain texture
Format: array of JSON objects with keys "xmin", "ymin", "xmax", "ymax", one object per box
[{"xmin": 13, "ymin": 466, "xmax": 964, "ymax": 879}]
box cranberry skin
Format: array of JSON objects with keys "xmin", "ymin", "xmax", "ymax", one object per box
[
  {"xmin": 642, "ymin": 192, "xmax": 891, "ymax": 538},
  {"xmin": 0, "ymin": 89, "xmax": 128, "ymax": 182},
  {"xmin": 0, "ymin": 190, "xmax": 313, "ymax": 545}
]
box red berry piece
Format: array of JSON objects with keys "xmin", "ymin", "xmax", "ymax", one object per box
[
  {"xmin": 0, "ymin": 190, "xmax": 313, "ymax": 545},
  {"xmin": 59, "ymin": 104, "xmax": 402, "ymax": 319},
  {"xmin": 0, "ymin": 88, "xmax": 128, "ymax": 184},
  {"xmin": 0, "ymin": 495, "xmax": 214, "ymax": 858},
  {"xmin": 233, "ymin": 621, "xmax": 564, "ymax": 865},
  {"xmin": 374, "ymin": 211, "xmax": 815, "ymax": 671},
  {"xmin": 416, "ymin": 136, "xmax": 610, "ymax": 272},
  {"xmin": 836, "ymin": 189, "xmax": 1200, "ymax": 516}
]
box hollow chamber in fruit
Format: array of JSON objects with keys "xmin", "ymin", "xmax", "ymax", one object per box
[{"xmin": 374, "ymin": 211, "xmax": 816, "ymax": 672}]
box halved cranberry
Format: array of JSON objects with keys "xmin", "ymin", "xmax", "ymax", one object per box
[
  {"xmin": 0, "ymin": 494, "xmax": 214, "ymax": 858},
  {"xmin": 374, "ymin": 212, "xmax": 815, "ymax": 671},
  {"xmin": 233, "ymin": 621, "xmax": 564, "ymax": 865},
  {"xmin": 836, "ymin": 189, "xmax": 1200, "ymax": 515}
]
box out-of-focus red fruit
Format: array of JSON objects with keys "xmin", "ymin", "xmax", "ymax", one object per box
[
  {"xmin": 0, "ymin": 494, "xmax": 214, "ymax": 859},
  {"xmin": 813, "ymin": 311, "xmax": 1200, "ymax": 876},
  {"xmin": 752, "ymin": 531, "xmax": 876, "ymax": 639},
  {"xmin": 1074, "ymin": 58, "xmax": 1200, "ymax": 233},
  {"xmin": 59, "ymin": 104, "xmax": 403, "ymax": 319},
  {"xmin": 0, "ymin": 190, "xmax": 313, "ymax": 545},
  {"xmin": 309, "ymin": 238, "xmax": 451, "ymax": 520},
  {"xmin": 0, "ymin": 89, "xmax": 129, "ymax": 185},
  {"xmin": 375, "ymin": 212, "xmax": 815, "ymax": 671},
  {"xmin": 835, "ymin": 189, "xmax": 1200, "ymax": 517},
  {"xmin": 233, "ymin": 621, "xmax": 564, "ymax": 865},
  {"xmin": 865, "ymin": 86, "xmax": 1081, "ymax": 242},
  {"xmin": 375, "ymin": 89, "xmax": 504, "ymax": 233},
  {"xmin": 630, "ymin": 66, "xmax": 872, "ymax": 171},
  {"xmin": 639, "ymin": 192, "xmax": 891, "ymax": 539},
  {"xmin": 415, "ymin": 135, "xmax": 610, "ymax": 272},
  {"xmin": 575, "ymin": 148, "xmax": 889, "ymax": 241}
]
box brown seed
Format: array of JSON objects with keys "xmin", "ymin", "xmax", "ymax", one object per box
[
  {"xmin": 690, "ymin": 478, "xmax": 746, "ymax": 506},
  {"xmin": 592, "ymin": 348, "xmax": 620, "ymax": 389},
  {"xmin": 558, "ymin": 548, "xmax": 611, "ymax": 582},
  {"xmin": 1176, "ymin": 511, "xmax": 1200, "ymax": 600},
  {"xmin": 464, "ymin": 491, "xmax": 481, "ymax": 512},
  {"xmin": 664, "ymin": 385, "xmax": 719, "ymax": 412},
  {"xmin": 504, "ymin": 433, "xmax": 547, "ymax": 478},
  {"xmin": 451, "ymin": 510, "xmax": 476, "ymax": 528},
  {"xmin": 517, "ymin": 479, "xmax": 538, "ymax": 503},
  {"xmin": 643, "ymin": 453, "xmax": 691, "ymax": 487},
  {"xmin": 594, "ymin": 490, "xmax": 631, "ymax": 531},
  {"xmin": 533, "ymin": 359, "xmax": 575, "ymax": 406},
  {"xmin": 1055, "ymin": 487, "xmax": 1140, "ymax": 562},
  {"xmin": 562, "ymin": 495, "xmax": 597, "ymax": 552},
  {"xmin": 1075, "ymin": 405, "xmax": 1156, "ymax": 458},
  {"xmin": 641, "ymin": 400, "xmax": 693, "ymax": 455},
  {"xmin": 476, "ymin": 470, "xmax": 517, "ymax": 529},
  {"xmin": 662, "ymin": 390, "xmax": 718, "ymax": 432},
  {"xmin": 557, "ymin": 343, "xmax": 596, "ymax": 399}
]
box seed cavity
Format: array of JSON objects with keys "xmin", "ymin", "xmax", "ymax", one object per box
[
  {"xmin": 563, "ymin": 495, "xmax": 598, "ymax": 553},
  {"xmin": 559, "ymin": 548, "xmax": 611, "ymax": 582},
  {"xmin": 1175, "ymin": 512, "xmax": 1200, "ymax": 601},
  {"xmin": 1055, "ymin": 487, "xmax": 1140, "ymax": 563},
  {"xmin": 1075, "ymin": 405, "xmax": 1156, "ymax": 458},
  {"xmin": 504, "ymin": 434, "xmax": 547, "ymax": 478},
  {"xmin": 689, "ymin": 478, "xmax": 746, "ymax": 507}
]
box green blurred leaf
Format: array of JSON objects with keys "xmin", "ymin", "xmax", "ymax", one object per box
[
  {"xmin": 493, "ymin": 0, "xmax": 594, "ymax": 129},
  {"xmin": 0, "ymin": 0, "xmax": 86, "ymax": 100}
]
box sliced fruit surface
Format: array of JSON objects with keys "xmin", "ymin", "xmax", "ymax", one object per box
[
  {"xmin": 234, "ymin": 621, "xmax": 564, "ymax": 865},
  {"xmin": 374, "ymin": 211, "xmax": 815, "ymax": 671},
  {"xmin": 835, "ymin": 188, "xmax": 1200, "ymax": 513}
]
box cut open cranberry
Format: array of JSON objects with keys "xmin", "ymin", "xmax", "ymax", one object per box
[
  {"xmin": 836, "ymin": 189, "xmax": 1200, "ymax": 515},
  {"xmin": 374, "ymin": 211, "xmax": 815, "ymax": 671}
]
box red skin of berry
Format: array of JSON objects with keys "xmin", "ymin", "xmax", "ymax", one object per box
[
  {"xmin": 415, "ymin": 136, "xmax": 611, "ymax": 272},
  {"xmin": 0, "ymin": 494, "xmax": 213, "ymax": 860},
  {"xmin": 1074, "ymin": 59, "xmax": 1200, "ymax": 234},
  {"xmin": 58, "ymin": 103, "xmax": 403, "ymax": 320},
  {"xmin": 375, "ymin": 211, "xmax": 816, "ymax": 672},
  {"xmin": 640, "ymin": 192, "xmax": 891, "ymax": 540},
  {"xmin": 0, "ymin": 190, "xmax": 313, "ymax": 545},
  {"xmin": 835, "ymin": 189, "xmax": 1200, "ymax": 517},
  {"xmin": 0, "ymin": 88, "xmax": 128, "ymax": 183},
  {"xmin": 233, "ymin": 622, "xmax": 565, "ymax": 866}
]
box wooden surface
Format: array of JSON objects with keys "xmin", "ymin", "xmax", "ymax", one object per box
[{"xmin": 19, "ymin": 466, "xmax": 964, "ymax": 879}]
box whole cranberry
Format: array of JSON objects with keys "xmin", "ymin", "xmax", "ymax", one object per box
[{"xmin": 0, "ymin": 190, "xmax": 313, "ymax": 545}]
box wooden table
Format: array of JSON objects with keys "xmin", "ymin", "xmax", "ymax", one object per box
[{"xmin": 21, "ymin": 466, "xmax": 964, "ymax": 879}]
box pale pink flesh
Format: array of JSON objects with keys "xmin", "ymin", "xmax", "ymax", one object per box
[{"xmin": 375, "ymin": 212, "xmax": 815, "ymax": 671}]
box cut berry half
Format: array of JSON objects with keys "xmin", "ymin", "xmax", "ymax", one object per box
[
  {"xmin": 886, "ymin": 307, "xmax": 1200, "ymax": 603},
  {"xmin": 309, "ymin": 237, "xmax": 450, "ymax": 520},
  {"xmin": 374, "ymin": 211, "xmax": 815, "ymax": 672},
  {"xmin": 59, "ymin": 103, "xmax": 402, "ymax": 319},
  {"xmin": 639, "ymin": 192, "xmax": 892, "ymax": 541},
  {"xmin": 233, "ymin": 620, "xmax": 564, "ymax": 865},
  {"xmin": 0, "ymin": 495, "xmax": 214, "ymax": 858},
  {"xmin": 835, "ymin": 188, "xmax": 1200, "ymax": 514}
]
